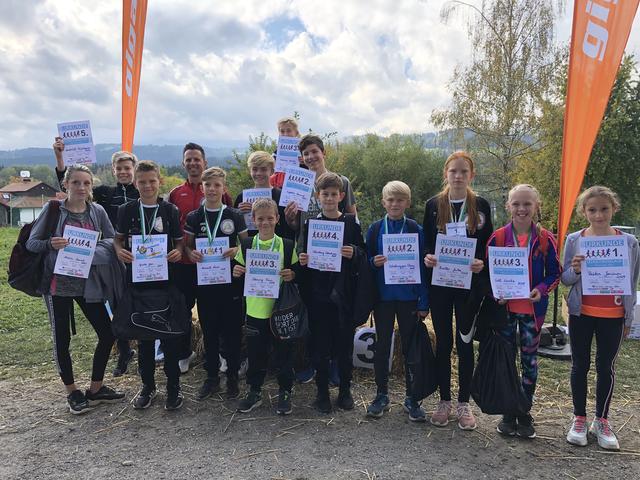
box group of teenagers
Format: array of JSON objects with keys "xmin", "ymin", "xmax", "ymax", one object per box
[{"xmin": 25, "ymin": 117, "xmax": 639, "ymax": 451}]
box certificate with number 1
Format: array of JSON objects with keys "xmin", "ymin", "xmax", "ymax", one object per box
[
  {"xmin": 196, "ymin": 237, "xmax": 231, "ymax": 285},
  {"xmin": 432, "ymin": 234, "xmax": 476, "ymax": 290}
]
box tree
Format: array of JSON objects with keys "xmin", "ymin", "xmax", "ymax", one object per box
[
  {"xmin": 432, "ymin": 0, "xmax": 563, "ymax": 219},
  {"xmin": 515, "ymin": 54, "xmax": 640, "ymax": 231},
  {"xmin": 334, "ymin": 134, "xmax": 445, "ymax": 229}
]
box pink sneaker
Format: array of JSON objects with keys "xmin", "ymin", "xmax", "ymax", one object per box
[
  {"xmin": 456, "ymin": 402, "xmax": 477, "ymax": 430},
  {"xmin": 430, "ymin": 400, "xmax": 452, "ymax": 427}
]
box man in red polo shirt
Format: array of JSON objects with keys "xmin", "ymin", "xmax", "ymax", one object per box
[{"xmin": 169, "ymin": 142, "xmax": 233, "ymax": 373}]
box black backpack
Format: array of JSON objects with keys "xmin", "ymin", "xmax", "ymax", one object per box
[{"xmin": 8, "ymin": 201, "xmax": 61, "ymax": 297}]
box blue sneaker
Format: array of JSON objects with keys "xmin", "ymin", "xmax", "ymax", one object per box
[
  {"xmin": 403, "ymin": 397, "xmax": 426, "ymax": 422},
  {"xmin": 366, "ymin": 393, "xmax": 390, "ymax": 418},
  {"xmin": 295, "ymin": 367, "xmax": 315, "ymax": 384},
  {"xmin": 329, "ymin": 360, "xmax": 340, "ymax": 387}
]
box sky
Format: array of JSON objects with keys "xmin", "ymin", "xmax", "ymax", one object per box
[{"xmin": 1, "ymin": 0, "xmax": 639, "ymax": 150}]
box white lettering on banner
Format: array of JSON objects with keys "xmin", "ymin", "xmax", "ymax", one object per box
[
  {"xmin": 582, "ymin": 0, "xmax": 619, "ymax": 61},
  {"xmin": 125, "ymin": 0, "xmax": 138, "ymax": 97}
]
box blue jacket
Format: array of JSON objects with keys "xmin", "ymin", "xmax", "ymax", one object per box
[{"xmin": 366, "ymin": 217, "xmax": 429, "ymax": 311}]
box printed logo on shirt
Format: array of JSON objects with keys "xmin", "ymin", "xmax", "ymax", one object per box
[
  {"xmin": 154, "ymin": 217, "xmax": 164, "ymax": 232},
  {"xmin": 614, "ymin": 296, "xmax": 622, "ymax": 306},
  {"xmin": 461, "ymin": 212, "xmax": 486, "ymax": 230},
  {"xmin": 220, "ymin": 219, "xmax": 235, "ymax": 235}
]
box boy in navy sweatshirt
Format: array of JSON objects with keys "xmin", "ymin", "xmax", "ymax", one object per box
[{"xmin": 365, "ymin": 181, "xmax": 429, "ymax": 421}]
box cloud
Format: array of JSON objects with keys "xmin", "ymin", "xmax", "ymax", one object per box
[{"xmin": 0, "ymin": 0, "xmax": 639, "ymax": 150}]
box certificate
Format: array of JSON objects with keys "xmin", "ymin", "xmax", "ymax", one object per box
[
  {"xmin": 53, "ymin": 225, "xmax": 99, "ymax": 278},
  {"xmin": 131, "ymin": 234, "xmax": 168, "ymax": 282},
  {"xmin": 196, "ymin": 237, "xmax": 231, "ymax": 285},
  {"xmin": 308, "ymin": 220, "xmax": 344, "ymax": 272},
  {"xmin": 488, "ymin": 246, "xmax": 530, "ymax": 299},
  {"xmin": 57, "ymin": 120, "xmax": 97, "ymax": 165},
  {"xmin": 432, "ymin": 234, "xmax": 476, "ymax": 290},
  {"xmin": 383, "ymin": 233, "xmax": 421, "ymax": 284},
  {"xmin": 279, "ymin": 166, "xmax": 316, "ymax": 212},
  {"xmin": 242, "ymin": 188, "xmax": 272, "ymax": 231},
  {"xmin": 580, "ymin": 235, "xmax": 631, "ymax": 295},
  {"xmin": 244, "ymin": 249, "xmax": 282, "ymax": 298},
  {"xmin": 275, "ymin": 136, "xmax": 301, "ymax": 172}
]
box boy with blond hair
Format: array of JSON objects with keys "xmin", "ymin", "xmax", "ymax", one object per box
[
  {"xmin": 234, "ymin": 151, "xmax": 294, "ymax": 239},
  {"xmin": 270, "ymin": 117, "xmax": 303, "ymax": 189},
  {"xmin": 365, "ymin": 181, "xmax": 429, "ymax": 421},
  {"xmin": 184, "ymin": 166, "xmax": 248, "ymax": 400}
]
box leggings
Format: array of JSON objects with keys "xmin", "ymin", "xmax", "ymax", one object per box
[
  {"xmin": 569, "ymin": 314, "xmax": 624, "ymax": 419},
  {"xmin": 498, "ymin": 312, "xmax": 541, "ymax": 403},
  {"xmin": 43, "ymin": 295, "xmax": 114, "ymax": 386},
  {"xmin": 429, "ymin": 285, "xmax": 474, "ymax": 402}
]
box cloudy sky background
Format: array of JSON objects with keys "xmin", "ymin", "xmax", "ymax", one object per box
[{"xmin": 1, "ymin": 0, "xmax": 639, "ymax": 150}]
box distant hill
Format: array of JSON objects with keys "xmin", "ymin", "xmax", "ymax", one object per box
[{"xmin": 0, "ymin": 143, "xmax": 248, "ymax": 167}]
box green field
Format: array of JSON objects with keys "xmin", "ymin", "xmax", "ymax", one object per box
[{"xmin": 1, "ymin": 226, "xmax": 639, "ymax": 401}]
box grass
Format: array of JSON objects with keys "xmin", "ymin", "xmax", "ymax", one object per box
[{"xmin": 1, "ymin": 226, "xmax": 639, "ymax": 402}]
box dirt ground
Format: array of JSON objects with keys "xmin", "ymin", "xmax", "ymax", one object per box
[{"xmin": 1, "ymin": 363, "xmax": 639, "ymax": 480}]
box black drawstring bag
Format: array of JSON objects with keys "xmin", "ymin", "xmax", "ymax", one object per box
[
  {"xmin": 470, "ymin": 331, "xmax": 532, "ymax": 416},
  {"xmin": 112, "ymin": 285, "xmax": 189, "ymax": 341},
  {"xmin": 270, "ymin": 282, "xmax": 308, "ymax": 341},
  {"xmin": 406, "ymin": 321, "xmax": 438, "ymax": 401}
]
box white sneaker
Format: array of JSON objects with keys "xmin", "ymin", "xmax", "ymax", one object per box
[
  {"xmin": 566, "ymin": 415, "xmax": 588, "ymax": 446},
  {"xmin": 589, "ymin": 417, "xmax": 620, "ymax": 450},
  {"xmin": 178, "ymin": 351, "xmax": 196, "ymax": 374}
]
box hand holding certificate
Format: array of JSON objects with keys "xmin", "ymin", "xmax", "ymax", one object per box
[
  {"xmin": 131, "ymin": 234, "xmax": 168, "ymax": 282},
  {"xmin": 488, "ymin": 246, "xmax": 530, "ymax": 299},
  {"xmin": 279, "ymin": 166, "xmax": 316, "ymax": 212},
  {"xmin": 275, "ymin": 136, "xmax": 301, "ymax": 172},
  {"xmin": 580, "ymin": 235, "xmax": 631, "ymax": 295},
  {"xmin": 431, "ymin": 234, "xmax": 476, "ymax": 290},
  {"xmin": 244, "ymin": 249, "xmax": 282, "ymax": 298},
  {"xmin": 383, "ymin": 233, "xmax": 421, "ymax": 284},
  {"xmin": 196, "ymin": 237, "xmax": 231, "ymax": 285},
  {"xmin": 308, "ymin": 220, "xmax": 344, "ymax": 272},
  {"xmin": 53, "ymin": 225, "xmax": 100, "ymax": 278},
  {"xmin": 242, "ymin": 188, "xmax": 272, "ymax": 231},
  {"xmin": 57, "ymin": 120, "xmax": 97, "ymax": 165}
]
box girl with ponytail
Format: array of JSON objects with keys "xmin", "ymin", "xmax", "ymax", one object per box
[{"xmin": 423, "ymin": 151, "xmax": 493, "ymax": 430}]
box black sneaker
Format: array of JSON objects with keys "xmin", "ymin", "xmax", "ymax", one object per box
[
  {"xmin": 516, "ymin": 414, "xmax": 536, "ymax": 439},
  {"xmin": 276, "ymin": 390, "xmax": 292, "ymax": 415},
  {"xmin": 366, "ymin": 393, "xmax": 390, "ymax": 418},
  {"xmin": 196, "ymin": 377, "xmax": 221, "ymax": 401},
  {"xmin": 226, "ymin": 377, "xmax": 240, "ymax": 400},
  {"xmin": 67, "ymin": 390, "xmax": 93, "ymax": 415},
  {"xmin": 313, "ymin": 393, "xmax": 332, "ymax": 414},
  {"xmin": 112, "ymin": 349, "xmax": 136, "ymax": 377},
  {"xmin": 497, "ymin": 415, "xmax": 517, "ymax": 436},
  {"xmin": 336, "ymin": 389, "xmax": 354, "ymax": 410},
  {"xmin": 165, "ymin": 388, "xmax": 184, "ymax": 411},
  {"xmin": 133, "ymin": 384, "xmax": 157, "ymax": 410},
  {"xmin": 85, "ymin": 385, "xmax": 125, "ymax": 405},
  {"xmin": 237, "ymin": 390, "xmax": 262, "ymax": 413}
]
